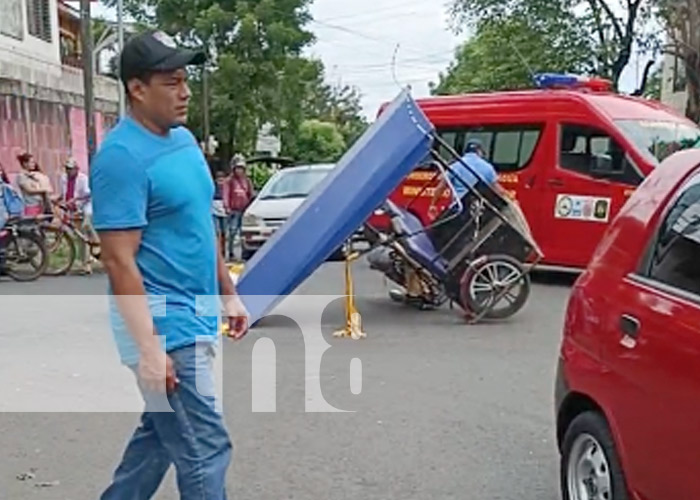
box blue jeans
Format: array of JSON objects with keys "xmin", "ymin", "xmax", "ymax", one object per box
[
  {"xmin": 214, "ymin": 216, "xmax": 228, "ymax": 236},
  {"xmin": 100, "ymin": 344, "xmax": 232, "ymax": 500},
  {"xmin": 227, "ymin": 212, "xmax": 243, "ymax": 259}
]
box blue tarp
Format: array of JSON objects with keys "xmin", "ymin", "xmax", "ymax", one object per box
[{"xmin": 237, "ymin": 89, "xmax": 435, "ymax": 323}]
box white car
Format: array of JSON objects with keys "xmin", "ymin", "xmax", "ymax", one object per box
[{"xmin": 241, "ymin": 163, "xmax": 336, "ymax": 259}]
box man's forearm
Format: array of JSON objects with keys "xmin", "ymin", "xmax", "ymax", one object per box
[
  {"xmin": 430, "ymin": 179, "xmax": 447, "ymax": 207},
  {"xmin": 103, "ymin": 259, "xmax": 159, "ymax": 354},
  {"xmin": 217, "ymin": 251, "xmax": 237, "ymax": 298}
]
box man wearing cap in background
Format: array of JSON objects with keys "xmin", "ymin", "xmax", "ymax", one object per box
[
  {"xmin": 59, "ymin": 157, "xmax": 95, "ymax": 274},
  {"xmin": 429, "ymin": 138, "xmax": 532, "ymax": 237},
  {"xmin": 90, "ymin": 30, "xmax": 248, "ymax": 500},
  {"xmin": 226, "ymin": 154, "xmax": 254, "ymax": 261},
  {"xmin": 427, "ymin": 139, "xmax": 498, "ymax": 220},
  {"xmin": 390, "ymin": 139, "xmax": 532, "ymax": 306}
]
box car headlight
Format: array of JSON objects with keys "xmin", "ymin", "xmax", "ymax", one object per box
[{"xmin": 243, "ymin": 213, "xmax": 263, "ymax": 227}]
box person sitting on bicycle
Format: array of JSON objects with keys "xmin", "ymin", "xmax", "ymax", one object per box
[
  {"xmin": 60, "ymin": 157, "xmax": 96, "ymax": 274},
  {"xmin": 0, "ymin": 174, "xmax": 25, "ymax": 267}
]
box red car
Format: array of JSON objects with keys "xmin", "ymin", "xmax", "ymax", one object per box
[{"xmin": 556, "ymin": 148, "xmax": 700, "ymax": 500}]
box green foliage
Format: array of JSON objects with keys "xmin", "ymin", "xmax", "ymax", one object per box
[
  {"xmin": 305, "ymin": 81, "xmax": 369, "ymax": 147},
  {"xmin": 291, "ymin": 119, "xmax": 346, "ymax": 164},
  {"xmin": 248, "ymin": 164, "xmax": 275, "ymax": 191},
  {"xmin": 433, "ymin": 15, "xmax": 594, "ymax": 94},
  {"xmin": 655, "ymin": 0, "xmax": 700, "ymax": 122},
  {"xmin": 102, "ymin": 0, "xmax": 367, "ymax": 161},
  {"xmin": 448, "ymin": 0, "xmax": 659, "ymax": 89},
  {"xmin": 642, "ymin": 65, "xmax": 662, "ymax": 100}
]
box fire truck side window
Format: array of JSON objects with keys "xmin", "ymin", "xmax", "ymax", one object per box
[
  {"xmin": 435, "ymin": 131, "xmax": 460, "ymax": 160},
  {"xmin": 559, "ymin": 123, "xmax": 644, "ymax": 186},
  {"xmin": 434, "ymin": 125, "xmax": 543, "ymax": 172}
]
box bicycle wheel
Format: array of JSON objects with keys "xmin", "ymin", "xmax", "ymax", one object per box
[
  {"xmin": 42, "ymin": 225, "xmax": 76, "ymax": 276},
  {"xmin": 4, "ymin": 231, "xmax": 47, "ymax": 282}
]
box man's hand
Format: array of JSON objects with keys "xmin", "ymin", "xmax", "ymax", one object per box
[
  {"xmin": 428, "ymin": 204, "xmax": 439, "ymax": 220},
  {"xmin": 224, "ymin": 295, "xmax": 249, "ymax": 340},
  {"xmin": 139, "ymin": 346, "xmax": 178, "ymax": 393}
]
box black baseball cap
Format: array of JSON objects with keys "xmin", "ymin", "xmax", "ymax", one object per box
[{"xmin": 119, "ymin": 30, "xmax": 206, "ymax": 83}]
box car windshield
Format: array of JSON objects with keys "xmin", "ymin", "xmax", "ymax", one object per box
[
  {"xmin": 258, "ymin": 168, "xmax": 332, "ymax": 200},
  {"xmin": 616, "ymin": 119, "xmax": 700, "ymax": 165}
]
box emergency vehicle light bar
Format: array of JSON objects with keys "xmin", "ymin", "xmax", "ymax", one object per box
[{"xmin": 534, "ymin": 73, "xmax": 612, "ymax": 92}]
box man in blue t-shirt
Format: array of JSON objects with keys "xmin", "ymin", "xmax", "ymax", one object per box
[{"xmin": 92, "ymin": 30, "xmax": 248, "ymax": 500}]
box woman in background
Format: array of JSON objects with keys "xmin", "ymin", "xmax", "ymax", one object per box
[{"xmin": 16, "ymin": 153, "xmax": 52, "ymax": 217}]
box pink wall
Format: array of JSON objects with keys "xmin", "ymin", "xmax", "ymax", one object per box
[{"xmin": 0, "ymin": 95, "xmax": 114, "ymax": 187}]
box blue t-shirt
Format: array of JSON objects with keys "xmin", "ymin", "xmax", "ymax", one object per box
[
  {"xmin": 447, "ymin": 152, "xmax": 498, "ymax": 199},
  {"xmin": 90, "ymin": 116, "xmax": 219, "ymax": 365}
]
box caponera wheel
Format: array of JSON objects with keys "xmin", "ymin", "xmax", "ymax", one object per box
[{"xmin": 460, "ymin": 254, "xmax": 530, "ymax": 320}]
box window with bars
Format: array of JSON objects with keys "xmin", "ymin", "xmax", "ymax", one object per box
[{"xmin": 26, "ymin": 0, "xmax": 52, "ymax": 42}]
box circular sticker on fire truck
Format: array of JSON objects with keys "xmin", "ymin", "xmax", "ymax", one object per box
[{"xmin": 556, "ymin": 196, "xmax": 573, "ymax": 217}]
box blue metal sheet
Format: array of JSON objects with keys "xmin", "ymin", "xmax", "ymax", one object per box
[{"xmin": 237, "ymin": 89, "xmax": 434, "ymax": 323}]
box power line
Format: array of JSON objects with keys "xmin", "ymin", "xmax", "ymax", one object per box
[
  {"xmin": 310, "ymin": 18, "xmax": 454, "ymax": 61},
  {"xmin": 318, "ymin": 0, "xmax": 429, "ymax": 23}
]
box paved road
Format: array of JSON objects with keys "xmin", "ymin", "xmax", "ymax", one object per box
[{"xmin": 0, "ymin": 261, "xmax": 575, "ymax": 499}]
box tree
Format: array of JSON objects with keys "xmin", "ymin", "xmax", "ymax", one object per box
[
  {"xmin": 656, "ymin": 0, "xmax": 700, "ymax": 121},
  {"xmin": 304, "ymin": 79, "xmax": 368, "ymax": 148},
  {"xmin": 270, "ymin": 59, "xmax": 368, "ymax": 158},
  {"xmin": 108, "ymin": 0, "xmax": 316, "ymax": 158},
  {"xmin": 432, "ymin": 15, "xmax": 594, "ymax": 94},
  {"xmin": 291, "ymin": 119, "xmax": 346, "ymax": 164},
  {"xmin": 103, "ymin": 0, "xmax": 368, "ymax": 160},
  {"xmin": 640, "ymin": 63, "xmax": 662, "ymax": 99},
  {"xmin": 449, "ymin": 0, "xmax": 659, "ymax": 89}
]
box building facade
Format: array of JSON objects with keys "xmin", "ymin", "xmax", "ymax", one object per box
[
  {"xmin": 0, "ymin": 0, "xmax": 118, "ymax": 187},
  {"xmin": 660, "ymin": 51, "xmax": 690, "ymax": 116}
]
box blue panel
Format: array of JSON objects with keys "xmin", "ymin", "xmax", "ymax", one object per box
[{"xmin": 237, "ymin": 89, "xmax": 434, "ymax": 323}]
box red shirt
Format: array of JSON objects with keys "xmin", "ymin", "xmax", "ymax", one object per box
[
  {"xmin": 227, "ymin": 176, "xmax": 253, "ymax": 212},
  {"xmin": 66, "ymin": 175, "xmax": 77, "ymax": 201}
]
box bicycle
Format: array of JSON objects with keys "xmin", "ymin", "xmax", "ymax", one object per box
[
  {"xmin": 0, "ymin": 216, "xmax": 48, "ymax": 281},
  {"xmin": 41, "ymin": 201, "xmax": 100, "ymax": 276}
]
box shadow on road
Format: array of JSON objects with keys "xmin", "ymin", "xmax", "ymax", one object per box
[{"xmin": 530, "ymin": 270, "xmax": 579, "ymax": 288}]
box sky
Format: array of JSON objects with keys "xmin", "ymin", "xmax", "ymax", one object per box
[
  {"xmin": 84, "ymin": 0, "xmax": 647, "ymax": 119},
  {"xmin": 304, "ymin": 0, "xmax": 463, "ymax": 117}
]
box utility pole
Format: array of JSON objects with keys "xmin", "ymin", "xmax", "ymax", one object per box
[
  {"xmin": 117, "ymin": 0, "xmax": 125, "ymax": 116},
  {"xmin": 202, "ymin": 65, "xmax": 210, "ymax": 156},
  {"xmin": 80, "ymin": 0, "xmax": 97, "ymax": 162}
]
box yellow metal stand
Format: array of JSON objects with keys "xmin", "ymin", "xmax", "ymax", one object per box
[
  {"xmin": 221, "ymin": 262, "xmax": 245, "ymax": 337},
  {"xmin": 333, "ymin": 249, "xmax": 367, "ymax": 340}
]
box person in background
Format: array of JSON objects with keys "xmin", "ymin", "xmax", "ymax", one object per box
[
  {"xmin": 226, "ymin": 154, "xmax": 254, "ymax": 261},
  {"xmin": 429, "ymin": 139, "xmax": 532, "ymax": 237},
  {"xmin": 212, "ymin": 169, "xmax": 229, "ymax": 255},
  {"xmin": 392, "ymin": 140, "xmax": 533, "ymax": 306},
  {"xmin": 16, "ymin": 152, "xmax": 52, "ymax": 217},
  {"xmin": 427, "ymin": 139, "xmax": 500, "ymax": 220},
  {"xmin": 60, "ymin": 157, "xmax": 96, "ymax": 274}
]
